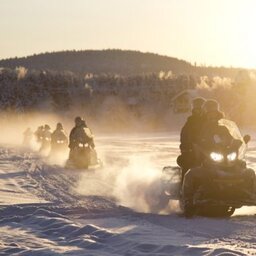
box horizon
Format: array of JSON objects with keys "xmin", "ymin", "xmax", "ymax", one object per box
[
  {"xmin": 0, "ymin": 48, "xmax": 254, "ymax": 70},
  {"xmin": 1, "ymin": 0, "xmax": 256, "ymax": 69}
]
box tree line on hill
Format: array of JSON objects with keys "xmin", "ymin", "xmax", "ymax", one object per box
[{"xmin": 0, "ymin": 62, "xmax": 255, "ymax": 131}]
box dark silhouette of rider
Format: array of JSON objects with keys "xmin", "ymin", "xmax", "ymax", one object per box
[
  {"xmin": 39, "ymin": 124, "xmax": 52, "ymax": 152},
  {"xmin": 69, "ymin": 116, "xmax": 83, "ymax": 151},
  {"xmin": 182, "ymin": 99, "xmax": 226, "ymax": 217},
  {"xmin": 34, "ymin": 125, "xmax": 44, "ymax": 144},
  {"xmin": 182, "ymin": 99, "xmax": 256, "ymax": 217},
  {"xmin": 51, "ymin": 122, "xmax": 68, "ymax": 151},
  {"xmin": 199, "ymin": 99, "xmax": 227, "ymax": 149},
  {"xmin": 177, "ymin": 97, "xmax": 206, "ymax": 181},
  {"xmin": 68, "ymin": 116, "xmax": 95, "ymax": 161}
]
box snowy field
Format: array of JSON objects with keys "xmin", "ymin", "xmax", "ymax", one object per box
[{"xmin": 0, "ymin": 133, "xmax": 255, "ymax": 255}]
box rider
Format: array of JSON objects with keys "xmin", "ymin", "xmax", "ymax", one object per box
[
  {"xmin": 40, "ymin": 124, "xmax": 52, "ymax": 152},
  {"xmin": 51, "ymin": 122, "xmax": 68, "ymax": 151},
  {"xmin": 177, "ymin": 97, "xmax": 206, "ymax": 181},
  {"xmin": 182, "ymin": 99, "xmax": 255, "ymax": 217},
  {"xmin": 68, "ymin": 116, "xmax": 95, "ymax": 160},
  {"xmin": 69, "ymin": 116, "xmax": 83, "ymax": 152},
  {"xmin": 199, "ymin": 99, "xmax": 227, "ymax": 148},
  {"xmin": 34, "ymin": 125, "xmax": 44, "ymax": 144}
]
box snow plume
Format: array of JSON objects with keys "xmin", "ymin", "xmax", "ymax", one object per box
[
  {"xmin": 0, "ymin": 112, "xmax": 60, "ymax": 147},
  {"xmin": 0, "ymin": 111, "xmax": 75, "ymax": 165},
  {"xmin": 46, "ymin": 149, "xmax": 69, "ymax": 166},
  {"xmin": 77, "ymin": 154, "xmax": 179, "ymax": 214},
  {"xmin": 112, "ymin": 155, "xmax": 162, "ymax": 212}
]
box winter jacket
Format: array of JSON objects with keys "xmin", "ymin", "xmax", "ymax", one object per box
[
  {"xmin": 69, "ymin": 125, "xmax": 94, "ymax": 149},
  {"xmin": 51, "ymin": 129, "xmax": 68, "ymax": 145},
  {"xmin": 180, "ymin": 114, "xmax": 205, "ymax": 153}
]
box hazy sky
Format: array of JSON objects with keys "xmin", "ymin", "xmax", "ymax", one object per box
[{"xmin": 0, "ymin": 0, "xmax": 256, "ymax": 68}]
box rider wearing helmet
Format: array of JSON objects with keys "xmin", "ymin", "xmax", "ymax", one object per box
[
  {"xmin": 34, "ymin": 125, "xmax": 44, "ymax": 143},
  {"xmin": 68, "ymin": 116, "xmax": 96, "ymax": 161},
  {"xmin": 199, "ymin": 99, "xmax": 231, "ymax": 149},
  {"xmin": 177, "ymin": 97, "xmax": 206, "ymax": 181},
  {"xmin": 182, "ymin": 99, "xmax": 255, "ymax": 217},
  {"xmin": 202, "ymin": 99, "xmax": 223, "ymax": 123},
  {"xmin": 70, "ymin": 119, "xmax": 94, "ymax": 147},
  {"xmin": 42, "ymin": 124, "xmax": 52, "ymax": 140},
  {"xmin": 51, "ymin": 122, "xmax": 68, "ymax": 150},
  {"xmin": 39, "ymin": 124, "xmax": 52, "ymax": 152},
  {"xmin": 67, "ymin": 116, "xmax": 97, "ymax": 167},
  {"xmin": 69, "ymin": 116, "xmax": 83, "ymax": 150},
  {"xmin": 182, "ymin": 100, "xmax": 227, "ymax": 217},
  {"xmin": 75, "ymin": 116, "xmax": 82, "ymax": 126}
]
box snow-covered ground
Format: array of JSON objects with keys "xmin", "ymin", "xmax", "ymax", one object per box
[{"xmin": 0, "ymin": 133, "xmax": 255, "ymax": 255}]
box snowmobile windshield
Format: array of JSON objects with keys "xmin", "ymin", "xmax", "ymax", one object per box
[
  {"xmin": 218, "ymin": 119, "xmax": 246, "ymax": 159},
  {"xmin": 84, "ymin": 127, "xmax": 93, "ymax": 138}
]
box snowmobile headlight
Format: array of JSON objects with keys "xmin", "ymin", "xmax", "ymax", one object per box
[
  {"xmin": 210, "ymin": 152, "xmax": 224, "ymax": 162},
  {"xmin": 227, "ymin": 152, "xmax": 237, "ymax": 161}
]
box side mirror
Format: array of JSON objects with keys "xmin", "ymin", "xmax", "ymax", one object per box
[{"xmin": 243, "ymin": 135, "xmax": 251, "ymax": 144}]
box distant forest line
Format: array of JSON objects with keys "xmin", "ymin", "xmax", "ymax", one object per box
[
  {"xmin": 0, "ymin": 49, "xmax": 252, "ymax": 78},
  {"xmin": 0, "ymin": 64, "xmax": 255, "ymax": 131}
]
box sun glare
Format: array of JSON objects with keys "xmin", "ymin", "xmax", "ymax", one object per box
[{"xmin": 230, "ymin": 2, "xmax": 256, "ymax": 68}]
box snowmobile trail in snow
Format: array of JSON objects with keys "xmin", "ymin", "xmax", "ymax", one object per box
[{"xmin": 0, "ymin": 134, "xmax": 255, "ymax": 255}]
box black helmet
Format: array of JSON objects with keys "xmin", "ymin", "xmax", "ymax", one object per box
[
  {"xmin": 203, "ymin": 99, "xmax": 224, "ymax": 121},
  {"xmin": 203, "ymin": 99, "xmax": 220, "ymax": 113},
  {"xmin": 56, "ymin": 122, "xmax": 63, "ymax": 129},
  {"xmin": 192, "ymin": 97, "xmax": 206, "ymax": 110},
  {"xmin": 75, "ymin": 116, "xmax": 82, "ymax": 125},
  {"xmin": 44, "ymin": 124, "xmax": 50, "ymax": 130}
]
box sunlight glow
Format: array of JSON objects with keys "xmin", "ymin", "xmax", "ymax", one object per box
[{"xmin": 0, "ymin": 0, "xmax": 256, "ymax": 68}]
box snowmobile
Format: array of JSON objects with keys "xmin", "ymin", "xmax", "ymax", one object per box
[
  {"xmin": 152, "ymin": 119, "xmax": 256, "ymax": 217},
  {"xmin": 66, "ymin": 143, "xmax": 102, "ymax": 170},
  {"xmin": 39, "ymin": 134, "xmax": 51, "ymax": 155},
  {"xmin": 48, "ymin": 139, "xmax": 69, "ymax": 163},
  {"xmin": 66, "ymin": 126, "xmax": 102, "ymax": 170},
  {"xmin": 51, "ymin": 139, "xmax": 67, "ymax": 153}
]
